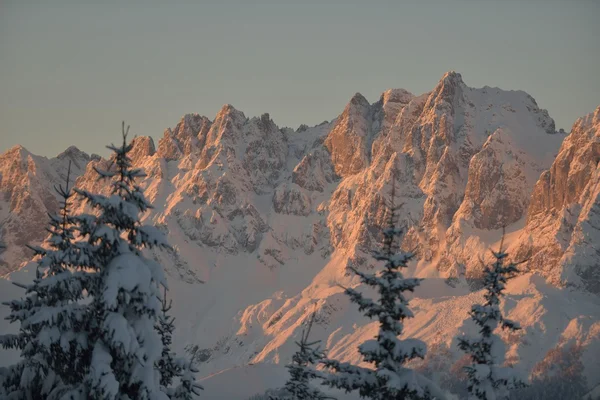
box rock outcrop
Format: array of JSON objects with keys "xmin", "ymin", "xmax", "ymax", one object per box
[{"xmin": 512, "ymin": 106, "xmax": 600, "ymax": 292}]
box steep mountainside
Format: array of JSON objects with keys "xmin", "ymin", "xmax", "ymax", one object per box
[
  {"xmin": 1, "ymin": 72, "xmax": 598, "ymax": 398},
  {"xmin": 512, "ymin": 106, "xmax": 600, "ymax": 293},
  {"xmin": 0, "ymin": 145, "xmax": 91, "ymax": 275}
]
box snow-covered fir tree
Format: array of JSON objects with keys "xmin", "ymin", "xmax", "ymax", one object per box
[
  {"xmin": 319, "ymin": 177, "xmax": 445, "ymax": 400},
  {"xmin": 270, "ymin": 311, "xmax": 333, "ymax": 400},
  {"xmin": 154, "ymin": 286, "xmax": 202, "ymax": 399},
  {"xmin": 156, "ymin": 286, "xmax": 179, "ymax": 389},
  {"xmin": 169, "ymin": 361, "xmax": 203, "ymax": 400},
  {"xmin": 74, "ymin": 123, "xmax": 171, "ymax": 400},
  {"xmin": 0, "ymin": 162, "xmax": 93, "ymax": 399},
  {"xmin": 457, "ymin": 234, "xmax": 526, "ymax": 400}
]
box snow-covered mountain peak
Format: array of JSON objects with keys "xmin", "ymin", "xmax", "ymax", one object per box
[
  {"xmin": 440, "ymin": 70, "xmax": 463, "ymax": 84},
  {"xmin": 574, "ymin": 105, "xmax": 600, "ymax": 132},
  {"xmin": 2, "ymin": 75, "xmax": 600, "ymax": 397},
  {"xmin": 215, "ymin": 103, "xmax": 246, "ymax": 123},
  {"xmin": 156, "ymin": 113, "xmax": 213, "ymax": 160},
  {"xmin": 426, "ymin": 70, "xmax": 466, "ymax": 108},
  {"xmin": 381, "ymin": 88, "xmax": 414, "ymax": 105},
  {"xmin": 348, "ymin": 92, "xmax": 370, "ymax": 108},
  {"xmin": 55, "ymin": 145, "xmax": 90, "ymax": 170},
  {"xmin": 2, "ymin": 144, "xmax": 31, "ymax": 161},
  {"xmin": 129, "ymin": 136, "xmax": 156, "ymax": 164},
  {"xmin": 0, "ymin": 144, "xmax": 89, "ymax": 275},
  {"xmin": 56, "ymin": 145, "xmax": 87, "ymax": 158}
]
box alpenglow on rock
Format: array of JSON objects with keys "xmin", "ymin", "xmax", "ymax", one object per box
[
  {"xmin": 513, "ymin": 105, "xmax": 600, "ymax": 293},
  {"xmin": 1, "ymin": 71, "xmax": 600, "ymax": 398}
]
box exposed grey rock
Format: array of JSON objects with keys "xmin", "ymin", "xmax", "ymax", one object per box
[{"xmin": 273, "ymin": 183, "xmax": 311, "ymax": 216}]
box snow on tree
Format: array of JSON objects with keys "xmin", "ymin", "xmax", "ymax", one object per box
[
  {"xmin": 169, "ymin": 360, "xmax": 203, "ymax": 400},
  {"xmin": 319, "ymin": 177, "xmax": 446, "ymax": 400},
  {"xmin": 154, "ymin": 285, "xmax": 202, "ymax": 399},
  {"xmin": 457, "ymin": 233, "xmax": 526, "ymax": 400},
  {"xmin": 270, "ymin": 310, "xmax": 334, "ymax": 400},
  {"xmin": 156, "ymin": 286, "xmax": 179, "ymax": 389},
  {"xmin": 0, "ymin": 161, "xmax": 93, "ymax": 399},
  {"xmin": 74, "ymin": 123, "xmax": 171, "ymax": 400}
]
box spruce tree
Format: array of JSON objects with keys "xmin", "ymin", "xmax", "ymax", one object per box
[
  {"xmin": 170, "ymin": 361, "xmax": 203, "ymax": 400},
  {"xmin": 319, "ymin": 178, "xmax": 445, "ymax": 400},
  {"xmin": 270, "ymin": 311, "xmax": 333, "ymax": 400},
  {"xmin": 155, "ymin": 286, "xmax": 203, "ymax": 399},
  {"xmin": 457, "ymin": 234, "xmax": 526, "ymax": 400},
  {"xmin": 156, "ymin": 286, "xmax": 180, "ymax": 389},
  {"xmin": 0, "ymin": 162, "xmax": 92, "ymax": 399},
  {"xmin": 74, "ymin": 123, "xmax": 170, "ymax": 400}
]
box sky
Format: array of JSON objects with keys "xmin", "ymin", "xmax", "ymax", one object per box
[{"xmin": 0, "ymin": 0, "xmax": 598, "ymax": 157}]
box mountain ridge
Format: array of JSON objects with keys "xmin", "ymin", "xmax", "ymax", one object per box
[{"xmin": 1, "ymin": 71, "xmax": 599, "ymax": 397}]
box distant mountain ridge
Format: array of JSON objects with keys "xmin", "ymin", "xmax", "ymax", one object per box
[{"xmin": 1, "ymin": 72, "xmax": 599, "ymax": 397}]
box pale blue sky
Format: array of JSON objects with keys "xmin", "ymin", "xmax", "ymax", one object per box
[{"xmin": 1, "ymin": 0, "xmax": 598, "ymax": 157}]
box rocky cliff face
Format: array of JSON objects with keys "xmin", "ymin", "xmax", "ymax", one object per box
[{"xmin": 512, "ymin": 106, "xmax": 600, "ymax": 292}]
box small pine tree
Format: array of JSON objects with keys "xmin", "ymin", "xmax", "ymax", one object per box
[
  {"xmin": 270, "ymin": 311, "xmax": 333, "ymax": 400},
  {"xmin": 156, "ymin": 286, "xmax": 180, "ymax": 389},
  {"xmin": 170, "ymin": 361, "xmax": 203, "ymax": 400},
  {"xmin": 457, "ymin": 234, "xmax": 526, "ymax": 400},
  {"xmin": 74, "ymin": 123, "xmax": 170, "ymax": 399},
  {"xmin": 0, "ymin": 162, "xmax": 93, "ymax": 399},
  {"xmin": 154, "ymin": 272, "xmax": 203, "ymax": 399},
  {"xmin": 319, "ymin": 177, "xmax": 445, "ymax": 400}
]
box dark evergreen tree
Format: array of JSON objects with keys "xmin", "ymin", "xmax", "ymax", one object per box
[
  {"xmin": 153, "ymin": 266, "xmax": 203, "ymax": 399},
  {"xmin": 170, "ymin": 361, "xmax": 203, "ymax": 400},
  {"xmin": 270, "ymin": 311, "xmax": 333, "ymax": 400},
  {"xmin": 156, "ymin": 286, "xmax": 180, "ymax": 389},
  {"xmin": 319, "ymin": 177, "xmax": 445, "ymax": 400},
  {"xmin": 0, "ymin": 162, "xmax": 92, "ymax": 399},
  {"xmin": 457, "ymin": 234, "xmax": 526, "ymax": 400},
  {"xmin": 74, "ymin": 123, "xmax": 170, "ymax": 399}
]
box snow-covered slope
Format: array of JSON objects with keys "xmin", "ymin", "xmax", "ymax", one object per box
[{"xmin": 1, "ymin": 71, "xmax": 599, "ymax": 397}]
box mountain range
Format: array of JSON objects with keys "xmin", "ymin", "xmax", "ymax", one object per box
[{"xmin": 1, "ymin": 71, "xmax": 599, "ymax": 399}]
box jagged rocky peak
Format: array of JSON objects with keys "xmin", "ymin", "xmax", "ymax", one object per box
[
  {"xmin": 0, "ymin": 143, "xmax": 93, "ymax": 274},
  {"xmin": 381, "ymin": 88, "xmax": 414, "ymax": 106},
  {"xmin": 56, "ymin": 145, "xmax": 89, "ymax": 162},
  {"xmin": 528, "ymin": 105, "xmax": 600, "ymax": 218},
  {"xmin": 375, "ymin": 88, "xmax": 415, "ymax": 136},
  {"xmin": 349, "ymin": 92, "xmax": 370, "ymax": 107},
  {"xmin": 157, "ymin": 130, "xmax": 183, "ymax": 161},
  {"xmin": 426, "ymin": 70, "xmax": 466, "ymax": 110},
  {"xmin": 174, "ymin": 113, "xmax": 212, "ymax": 141},
  {"xmin": 203, "ymin": 104, "xmax": 247, "ymax": 148},
  {"xmin": 129, "ymin": 136, "xmax": 156, "ymax": 163},
  {"xmin": 1, "ymin": 144, "xmax": 30, "ymax": 162},
  {"xmin": 324, "ymin": 92, "xmax": 373, "ymax": 177},
  {"xmin": 157, "ymin": 113, "xmax": 212, "ymax": 160},
  {"xmin": 0, "ymin": 145, "xmax": 32, "ymax": 186},
  {"xmin": 215, "ymin": 103, "xmax": 246, "ymax": 123}
]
